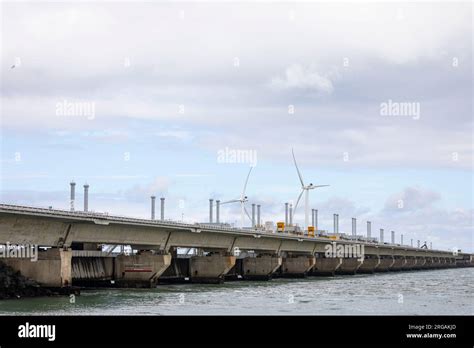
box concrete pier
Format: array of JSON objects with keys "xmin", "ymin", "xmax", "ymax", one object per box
[
  {"xmin": 357, "ymin": 256, "xmax": 380, "ymax": 274},
  {"xmin": 114, "ymin": 252, "xmax": 172, "ymax": 287},
  {"xmin": 2, "ymin": 248, "xmax": 72, "ymax": 287},
  {"xmin": 242, "ymin": 255, "xmax": 282, "ymax": 280},
  {"xmin": 402, "ymin": 256, "xmax": 417, "ymax": 270},
  {"xmin": 375, "ymin": 256, "xmax": 395, "ymax": 272},
  {"xmin": 311, "ymin": 257, "xmax": 342, "ymax": 276},
  {"xmin": 189, "ymin": 254, "xmax": 236, "ymax": 283},
  {"xmin": 280, "ymin": 255, "xmax": 315, "ymax": 277},
  {"xmin": 336, "ymin": 258, "xmax": 363, "ymax": 275},
  {"xmin": 390, "ymin": 256, "xmax": 407, "ymax": 271}
]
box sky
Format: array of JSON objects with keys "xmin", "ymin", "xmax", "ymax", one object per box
[{"xmin": 0, "ymin": 1, "xmax": 472, "ymax": 252}]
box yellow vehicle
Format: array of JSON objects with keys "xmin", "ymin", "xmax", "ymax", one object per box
[
  {"xmin": 307, "ymin": 226, "xmax": 315, "ymax": 237},
  {"xmin": 277, "ymin": 222, "xmax": 285, "ymax": 232},
  {"xmin": 328, "ymin": 235, "xmax": 339, "ymax": 241}
]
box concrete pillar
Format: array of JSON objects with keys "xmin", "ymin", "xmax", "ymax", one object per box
[
  {"xmin": 114, "ymin": 252, "xmax": 172, "ymax": 287},
  {"xmin": 367, "ymin": 221, "xmax": 371, "ymax": 239},
  {"xmin": 285, "ymin": 203, "xmax": 289, "ymax": 226},
  {"xmin": 336, "ymin": 214, "xmax": 339, "ymax": 233},
  {"xmin": 242, "ymin": 255, "xmax": 282, "ymax": 280},
  {"xmin": 70, "ymin": 181, "xmax": 76, "ymax": 211},
  {"xmin": 375, "ymin": 255, "xmax": 395, "ymax": 272},
  {"xmin": 190, "ymin": 254, "xmax": 236, "ymax": 283},
  {"xmin": 391, "ymin": 231, "xmax": 395, "ymax": 244},
  {"xmin": 352, "ymin": 218, "xmax": 356, "ymax": 238},
  {"xmin": 403, "ymin": 256, "xmax": 417, "ymax": 270},
  {"xmin": 289, "ymin": 204, "xmax": 293, "ymax": 226},
  {"xmin": 209, "ymin": 199, "xmax": 213, "ymax": 223},
  {"xmin": 336, "ymin": 258, "xmax": 363, "ymax": 275},
  {"xmin": 380, "ymin": 229, "xmax": 384, "ymax": 243},
  {"xmin": 401, "ymin": 234, "xmax": 403, "ymax": 245},
  {"xmin": 333, "ymin": 214, "xmax": 337, "ymax": 233},
  {"xmin": 251, "ymin": 204, "xmax": 256, "ymax": 227},
  {"xmin": 257, "ymin": 205, "xmax": 261, "ymax": 227},
  {"xmin": 314, "ymin": 209, "xmax": 318, "ymax": 230},
  {"xmin": 216, "ymin": 200, "xmax": 220, "ymax": 223},
  {"xmin": 1, "ymin": 248, "xmax": 72, "ymax": 287},
  {"xmin": 83, "ymin": 184, "xmax": 89, "ymax": 212},
  {"xmin": 357, "ymin": 256, "xmax": 380, "ymax": 274},
  {"xmin": 417, "ymin": 240, "xmax": 420, "ymax": 248},
  {"xmin": 160, "ymin": 197, "xmax": 165, "ymax": 220},
  {"xmin": 281, "ymin": 255, "xmax": 316, "ymax": 277},
  {"xmin": 390, "ymin": 256, "xmax": 407, "ymax": 271},
  {"xmin": 311, "ymin": 209, "xmax": 315, "ymax": 227},
  {"xmin": 411, "ymin": 239, "xmax": 413, "ymax": 247},
  {"xmin": 151, "ymin": 196, "xmax": 156, "ymax": 220},
  {"xmin": 311, "ymin": 257, "xmax": 342, "ymax": 276}
]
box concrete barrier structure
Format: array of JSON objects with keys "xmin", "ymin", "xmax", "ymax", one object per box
[
  {"xmin": 357, "ymin": 256, "xmax": 380, "ymax": 274},
  {"xmin": 1, "ymin": 248, "xmax": 72, "ymax": 287},
  {"xmin": 189, "ymin": 254, "xmax": 236, "ymax": 283},
  {"xmin": 280, "ymin": 255, "xmax": 316, "ymax": 277},
  {"xmin": 114, "ymin": 252, "xmax": 172, "ymax": 287},
  {"xmin": 242, "ymin": 255, "xmax": 282, "ymax": 280},
  {"xmin": 402, "ymin": 256, "xmax": 417, "ymax": 270},
  {"xmin": 0, "ymin": 204, "xmax": 470, "ymax": 288},
  {"xmin": 390, "ymin": 256, "xmax": 407, "ymax": 271},
  {"xmin": 336, "ymin": 258, "xmax": 363, "ymax": 275},
  {"xmin": 375, "ymin": 256, "xmax": 395, "ymax": 272},
  {"xmin": 311, "ymin": 257, "xmax": 342, "ymax": 276}
]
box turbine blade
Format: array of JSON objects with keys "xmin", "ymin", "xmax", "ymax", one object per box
[
  {"xmin": 241, "ymin": 166, "xmax": 253, "ymax": 197},
  {"xmin": 292, "ymin": 148, "xmax": 304, "ymax": 187},
  {"xmin": 220, "ymin": 199, "xmax": 239, "ymax": 205},
  {"xmin": 314, "ymin": 185, "xmax": 330, "ymax": 188},
  {"xmin": 293, "ymin": 189, "xmax": 305, "ymax": 217}
]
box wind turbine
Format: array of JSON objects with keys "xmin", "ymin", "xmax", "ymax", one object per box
[
  {"xmin": 291, "ymin": 148, "xmax": 329, "ymax": 231},
  {"xmin": 220, "ymin": 167, "xmax": 254, "ymax": 228}
]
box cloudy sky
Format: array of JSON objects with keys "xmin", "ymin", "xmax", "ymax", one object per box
[{"xmin": 1, "ymin": 1, "xmax": 472, "ymax": 252}]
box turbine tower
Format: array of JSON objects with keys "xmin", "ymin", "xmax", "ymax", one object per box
[
  {"xmin": 220, "ymin": 166, "xmax": 254, "ymax": 228},
  {"xmin": 291, "ymin": 148, "xmax": 329, "ymax": 231}
]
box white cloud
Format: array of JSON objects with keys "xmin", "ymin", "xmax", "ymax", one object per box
[{"xmin": 270, "ymin": 64, "xmax": 336, "ymax": 94}]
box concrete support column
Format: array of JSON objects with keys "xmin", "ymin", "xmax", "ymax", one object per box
[
  {"xmin": 1, "ymin": 248, "xmax": 72, "ymax": 287},
  {"xmin": 284, "ymin": 203, "xmax": 289, "ymax": 226},
  {"xmin": 403, "ymin": 256, "xmax": 417, "ymax": 270},
  {"xmin": 336, "ymin": 258, "xmax": 363, "ymax": 275},
  {"xmin": 83, "ymin": 184, "xmax": 89, "ymax": 212},
  {"xmin": 375, "ymin": 255, "xmax": 395, "ymax": 272},
  {"xmin": 311, "ymin": 257, "xmax": 342, "ymax": 276},
  {"xmin": 280, "ymin": 255, "xmax": 316, "ymax": 277},
  {"xmin": 216, "ymin": 200, "xmax": 220, "ymax": 224},
  {"xmin": 209, "ymin": 199, "xmax": 213, "ymax": 223},
  {"xmin": 357, "ymin": 256, "xmax": 380, "ymax": 274},
  {"xmin": 289, "ymin": 204, "xmax": 293, "ymax": 226},
  {"xmin": 242, "ymin": 255, "xmax": 282, "ymax": 280},
  {"xmin": 314, "ymin": 209, "xmax": 318, "ymax": 231},
  {"xmin": 390, "ymin": 256, "xmax": 407, "ymax": 271},
  {"xmin": 114, "ymin": 252, "xmax": 172, "ymax": 287},
  {"xmin": 190, "ymin": 254, "xmax": 236, "ymax": 283},
  {"xmin": 151, "ymin": 196, "xmax": 156, "ymax": 220},
  {"xmin": 251, "ymin": 204, "xmax": 256, "ymax": 227},
  {"xmin": 160, "ymin": 198, "xmax": 165, "ymax": 220},
  {"xmin": 257, "ymin": 205, "xmax": 261, "ymax": 227}
]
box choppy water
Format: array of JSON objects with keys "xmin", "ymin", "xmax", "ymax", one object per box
[{"xmin": 0, "ymin": 268, "xmax": 472, "ymax": 315}]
